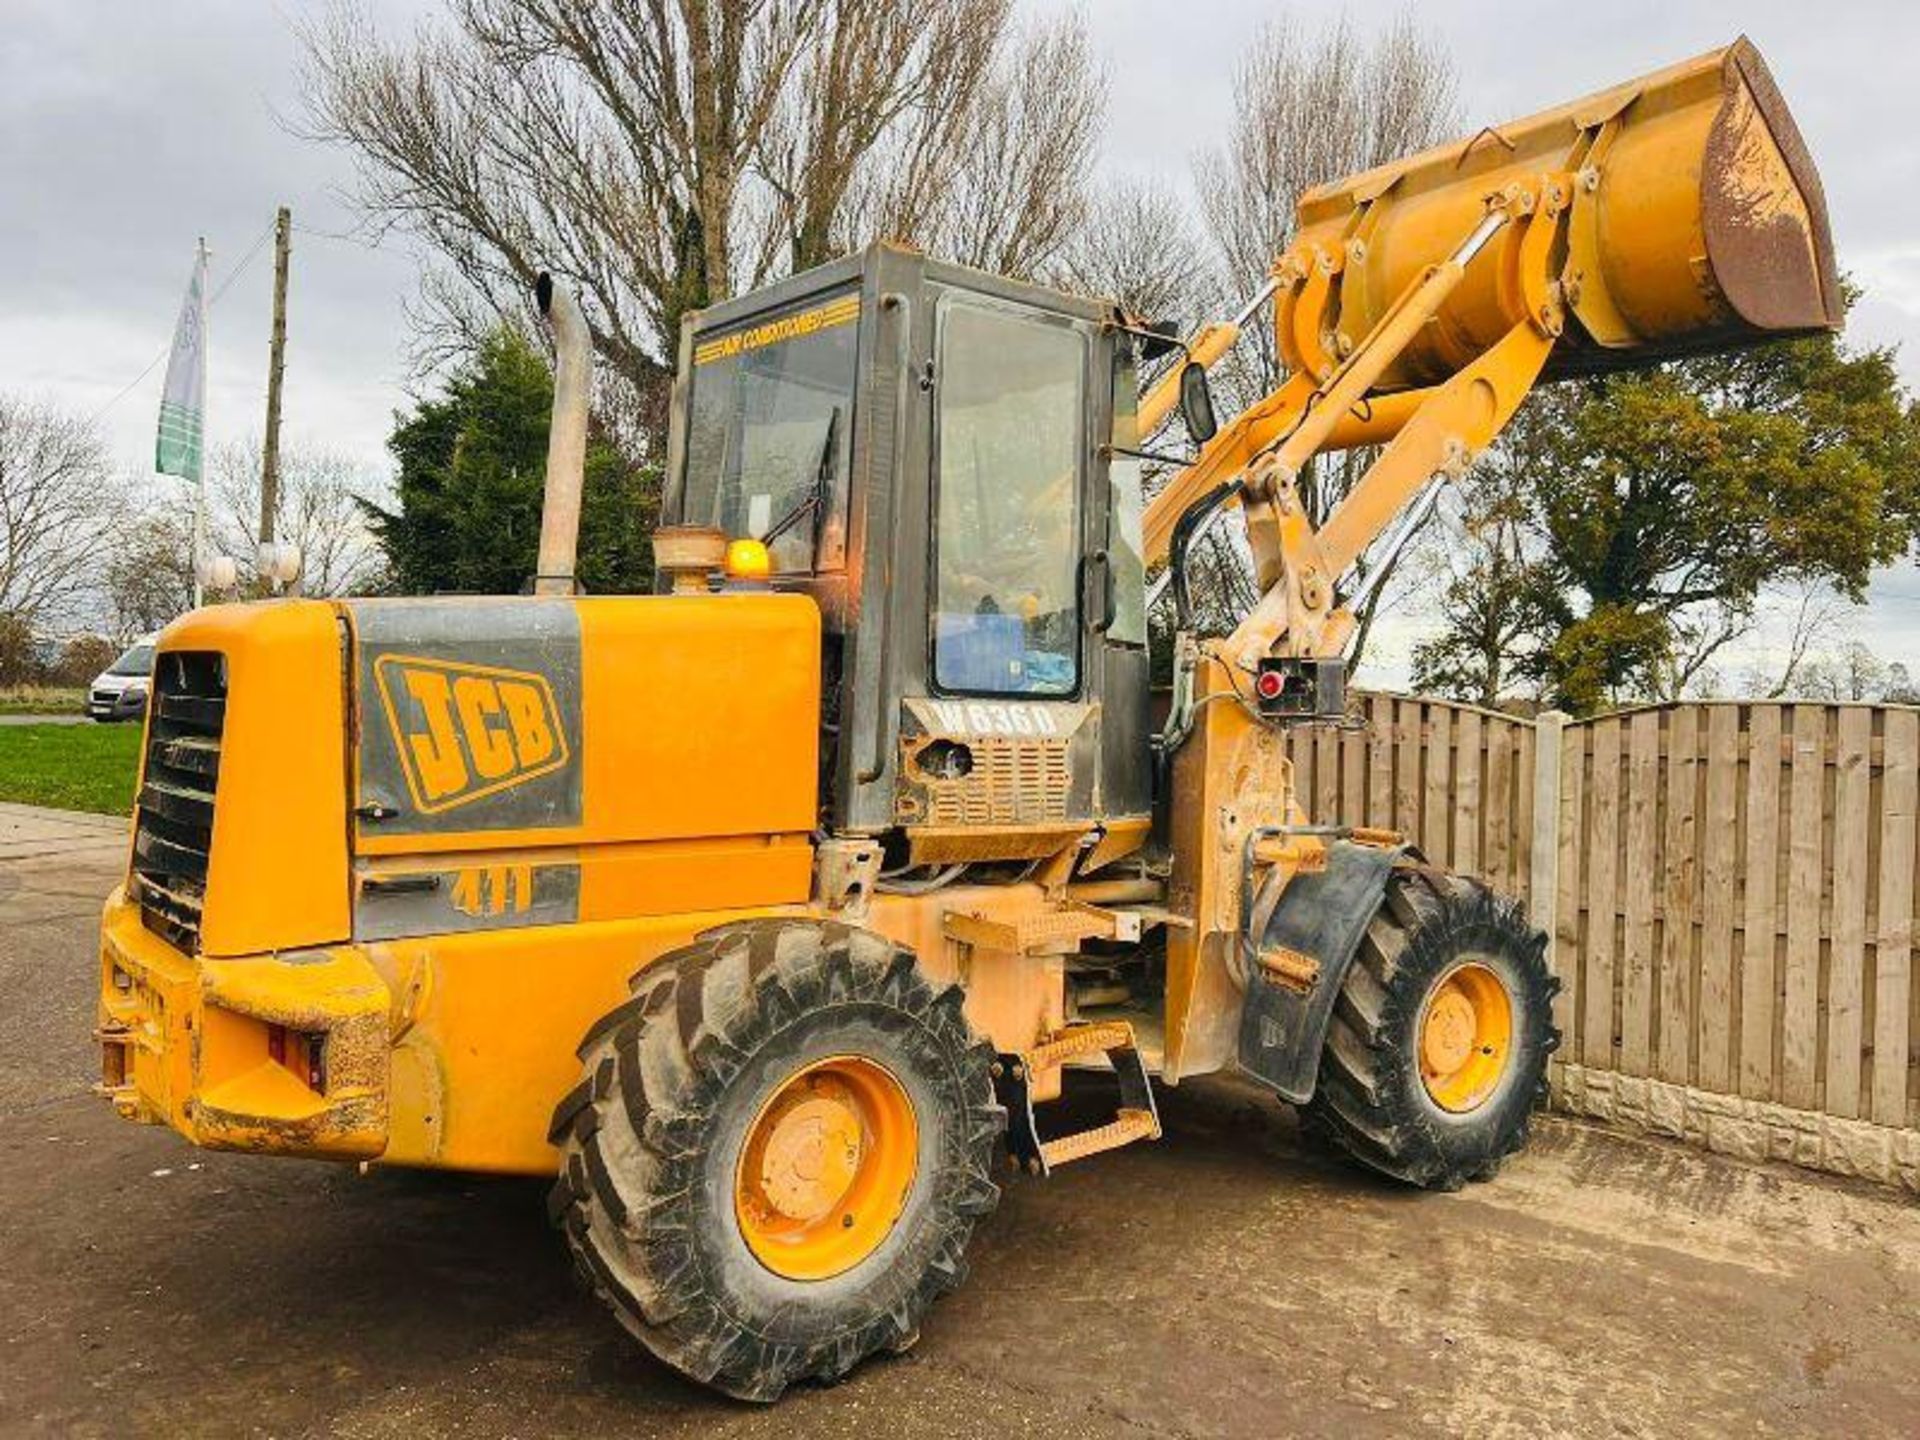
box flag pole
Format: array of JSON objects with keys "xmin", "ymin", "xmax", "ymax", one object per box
[{"xmin": 192, "ymin": 236, "xmax": 209, "ymax": 608}]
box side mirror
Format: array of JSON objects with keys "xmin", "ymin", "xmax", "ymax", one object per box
[{"xmin": 1178, "ymin": 362, "xmax": 1218, "ymax": 444}]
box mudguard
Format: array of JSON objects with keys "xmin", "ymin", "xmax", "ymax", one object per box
[{"xmin": 1235, "ymin": 839, "xmax": 1406, "ymax": 1104}]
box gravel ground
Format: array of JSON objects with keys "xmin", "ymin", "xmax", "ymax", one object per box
[{"xmin": 4, "ymin": 805, "xmax": 1917, "ymax": 1438}]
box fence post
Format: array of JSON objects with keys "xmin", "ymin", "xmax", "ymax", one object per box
[{"xmin": 1530, "ymin": 710, "xmax": 1568, "ymax": 947}]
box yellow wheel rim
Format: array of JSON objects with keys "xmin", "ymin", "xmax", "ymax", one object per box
[
  {"xmin": 734, "ymin": 1055, "xmax": 918, "ymax": 1281},
  {"xmin": 1417, "ymin": 961, "xmax": 1514, "ymax": 1114}
]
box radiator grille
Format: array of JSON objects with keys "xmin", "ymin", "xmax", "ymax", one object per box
[
  {"xmin": 131, "ymin": 651, "xmax": 226, "ymax": 952},
  {"xmin": 927, "ymin": 737, "xmax": 1070, "ymax": 826}
]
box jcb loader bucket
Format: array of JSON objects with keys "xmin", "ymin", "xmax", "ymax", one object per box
[{"xmin": 1294, "ymin": 36, "xmax": 1840, "ymax": 389}]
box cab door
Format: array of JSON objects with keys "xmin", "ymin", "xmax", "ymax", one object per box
[
  {"xmin": 1096, "ymin": 340, "xmax": 1153, "ymax": 821},
  {"xmin": 885, "ymin": 287, "xmax": 1150, "ymax": 855}
]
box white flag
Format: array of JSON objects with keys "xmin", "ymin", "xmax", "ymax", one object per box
[{"xmin": 156, "ymin": 241, "xmax": 208, "ymax": 481}]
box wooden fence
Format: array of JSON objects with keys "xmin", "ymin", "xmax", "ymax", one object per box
[
  {"xmin": 1285, "ymin": 695, "xmax": 1920, "ymax": 1187},
  {"xmin": 1287, "ymin": 693, "xmax": 1540, "ymax": 905}
]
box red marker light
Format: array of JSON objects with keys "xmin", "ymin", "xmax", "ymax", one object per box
[{"xmin": 1255, "ymin": 670, "xmax": 1285, "ymax": 702}]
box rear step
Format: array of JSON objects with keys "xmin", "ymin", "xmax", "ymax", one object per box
[{"xmin": 994, "ymin": 1020, "xmax": 1162, "ymax": 1176}]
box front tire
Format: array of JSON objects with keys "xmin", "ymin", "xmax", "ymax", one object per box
[
  {"xmin": 1305, "ymin": 868, "xmax": 1558, "ymax": 1190},
  {"xmin": 547, "ymin": 920, "xmax": 1002, "ymax": 1401}
]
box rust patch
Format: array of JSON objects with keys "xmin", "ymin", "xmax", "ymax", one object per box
[
  {"xmin": 1702, "ymin": 40, "xmax": 1842, "ymax": 333},
  {"xmin": 1258, "ymin": 945, "xmax": 1321, "ymax": 991}
]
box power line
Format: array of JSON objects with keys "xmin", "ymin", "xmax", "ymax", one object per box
[
  {"xmin": 88, "ymin": 219, "xmax": 279, "ymax": 425},
  {"xmin": 209, "ymin": 222, "xmax": 276, "ymax": 305},
  {"xmin": 85, "ymin": 349, "xmax": 167, "ymax": 426},
  {"xmin": 292, "ymin": 220, "xmax": 390, "ymax": 252}
]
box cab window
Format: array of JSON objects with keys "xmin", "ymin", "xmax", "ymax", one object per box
[
  {"xmin": 1108, "ymin": 349, "xmax": 1148, "ymax": 648},
  {"xmin": 683, "ymin": 292, "xmax": 859, "ymax": 573},
  {"xmin": 933, "ymin": 303, "xmax": 1084, "ymax": 696}
]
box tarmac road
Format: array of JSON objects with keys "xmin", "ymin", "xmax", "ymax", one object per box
[{"xmin": 3, "ymin": 802, "xmax": 1917, "ymax": 1438}]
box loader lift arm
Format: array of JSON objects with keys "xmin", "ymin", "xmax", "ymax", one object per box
[
  {"xmin": 1142, "ymin": 31, "xmax": 1839, "ymax": 684},
  {"xmin": 1142, "ymin": 176, "xmax": 1568, "ymax": 673},
  {"xmin": 1147, "ymin": 35, "xmax": 1841, "ymax": 1081},
  {"xmin": 1149, "ymin": 181, "xmax": 1573, "ymax": 1079}
]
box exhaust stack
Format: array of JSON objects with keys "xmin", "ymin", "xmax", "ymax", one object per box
[{"xmin": 534, "ymin": 272, "xmax": 591, "ymax": 596}]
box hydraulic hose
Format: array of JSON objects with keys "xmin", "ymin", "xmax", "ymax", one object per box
[{"xmin": 1167, "ymin": 478, "xmax": 1244, "ymax": 631}]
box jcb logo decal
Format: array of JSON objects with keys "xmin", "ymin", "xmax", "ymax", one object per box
[{"xmin": 374, "ymin": 656, "xmax": 570, "ymax": 814}]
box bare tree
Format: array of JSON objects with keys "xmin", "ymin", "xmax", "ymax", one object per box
[
  {"xmin": 921, "ymin": 14, "xmax": 1105, "ymax": 281},
  {"xmin": 0, "ymin": 395, "xmax": 125, "ymax": 629},
  {"xmin": 758, "ymin": 0, "xmax": 1006, "ymax": 270},
  {"xmin": 207, "ymin": 440, "xmax": 389, "ymax": 597},
  {"xmin": 304, "ymin": 0, "xmax": 806, "ymax": 404},
  {"xmin": 1054, "ymin": 177, "xmax": 1208, "ymax": 324},
  {"xmin": 1887, "ymin": 662, "xmax": 1920, "ymax": 705},
  {"xmin": 302, "ymin": 0, "xmax": 1103, "ymax": 434},
  {"xmin": 1168, "ymin": 16, "xmax": 1457, "ymax": 665},
  {"xmin": 1736, "ymin": 582, "xmax": 1850, "ymax": 698},
  {"xmin": 103, "ymin": 504, "xmax": 197, "ymax": 641},
  {"xmin": 1792, "ymin": 640, "xmax": 1894, "ymax": 702}
]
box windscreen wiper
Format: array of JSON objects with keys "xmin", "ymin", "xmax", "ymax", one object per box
[{"xmin": 761, "ymin": 407, "xmax": 839, "ymax": 552}]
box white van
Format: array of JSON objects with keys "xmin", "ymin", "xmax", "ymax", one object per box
[{"xmin": 88, "ymin": 635, "xmax": 157, "ymax": 723}]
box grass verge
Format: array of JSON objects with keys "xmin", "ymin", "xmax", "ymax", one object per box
[
  {"xmin": 0, "ymin": 722, "xmax": 142, "ymax": 814},
  {"xmin": 0, "ymin": 686, "xmax": 88, "ymax": 717}
]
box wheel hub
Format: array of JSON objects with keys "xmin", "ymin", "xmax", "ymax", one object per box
[
  {"xmin": 1421, "ymin": 990, "xmax": 1478, "ymax": 1076},
  {"xmin": 1417, "ymin": 961, "xmax": 1515, "ymax": 1114},
  {"xmin": 734, "ymin": 1055, "xmax": 918, "ymax": 1281},
  {"xmin": 756, "ymin": 1091, "xmax": 862, "ymax": 1224}
]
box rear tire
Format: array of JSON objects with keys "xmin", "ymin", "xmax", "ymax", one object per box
[
  {"xmin": 1304, "ymin": 868, "xmax": 1558, "ymax": 1190},
  {"xmin": 546, "ymin": 920, "xmax": 1002, "ymax": 1401}
]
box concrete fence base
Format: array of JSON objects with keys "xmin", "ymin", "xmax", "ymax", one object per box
[{"xmin": 1551, "ymin": 1062, "xmax": 1920, "ymax": 1195}]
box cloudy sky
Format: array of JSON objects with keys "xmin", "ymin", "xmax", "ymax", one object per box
[{"xmin": 4, "ymin": 1, "xmax": 1917, "ymax": 679}]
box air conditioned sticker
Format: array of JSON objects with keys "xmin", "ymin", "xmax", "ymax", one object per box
[{"xmin": 693, "ymin": 292, "xmax": 859, "ymax": 365}]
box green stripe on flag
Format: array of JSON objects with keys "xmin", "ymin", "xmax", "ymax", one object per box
[{"xmin": 156, "ymin": 401, "xmax": 203, "ymax": 480}]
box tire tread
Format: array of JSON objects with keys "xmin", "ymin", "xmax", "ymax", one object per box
[
  {"xmin": 547, "ymin": 920, "xmax": 1002, "ymax": 1401},
  {"xmin": 1305, "ymin": 869, "xmax": 1559, "ymax": 1190}
]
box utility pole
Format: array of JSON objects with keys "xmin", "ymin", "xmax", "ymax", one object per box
[{"xmin": 260, "ymin": 205, "xmax": 291, "ymax": 550}]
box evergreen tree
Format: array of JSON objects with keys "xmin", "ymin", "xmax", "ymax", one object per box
[{"xmin": 368, "ymin": 330, "xmax": 657, "ymax": 596}]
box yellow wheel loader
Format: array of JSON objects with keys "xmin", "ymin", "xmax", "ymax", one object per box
[{"xmin": 97, "ymin": 38, "xmax": 1837, "ymax": 1401}]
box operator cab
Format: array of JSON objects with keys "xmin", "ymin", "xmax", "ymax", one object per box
[{"xmin": 661, "ymin": 242, "xmax": 1155, "ymax": 868}]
